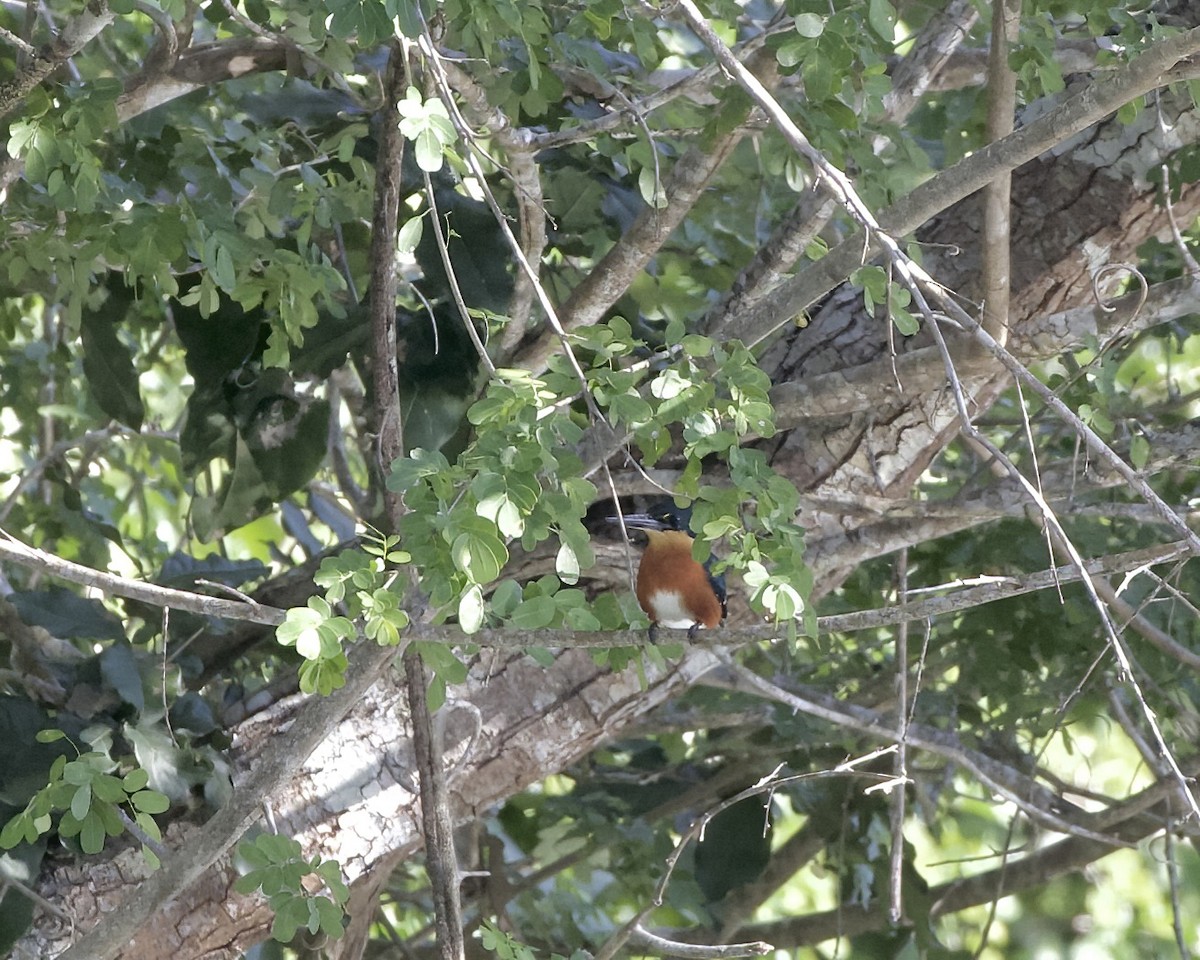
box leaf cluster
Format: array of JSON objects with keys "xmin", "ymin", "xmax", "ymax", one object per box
[
  {"xmin": 233, "ymin": 833, "xmax": 350, "ymax": 943},
  {"xmin": 1, "ymin": 729, "xmax": 168, "ymax": 868}
]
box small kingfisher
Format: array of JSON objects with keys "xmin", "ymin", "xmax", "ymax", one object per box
[{"xmin": 610, "ymin": 501, "xmax": 727, "ymax": 639}]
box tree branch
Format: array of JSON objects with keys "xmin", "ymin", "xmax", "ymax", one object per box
[
  {"xmin": 734, "ymin": 777, "xmax": 1192, "ymax": 947},
  {"xmin": 882, "ymin": 0, "xmax": 980, "ymax": 119},
  {"xmin": 0, "ymin": 523, "xmax": 1190, "ymax": 652},
  {"xmin": 368, "ymin": 43, "xmax": 407, "ymax": 528},
  {"xmin": 513, "ymin": 45, "xmax": 779, "ymax": 374},
  {"xmin": 709, "ymin": 654, "xmax": 1144, "ymax": 846},
  {"xmin": 705, "ymin": 0, "xmax": 978, "ymax": 340},
  {"xmin": 0, "ymin": 0, "xmax": 116, "ymax": 122},
  {"xmin": 980, "ymin": 0, "xmax": 1020, "ymax": 345},
  {"xmin": 0, "ymin": 530, "xmax": 286, "ymax": 626},
  {"xmin": 769, "ymin": 275, "xmax": 1200, "ymax": 425},
  {"xmin": 737, "ymin": 26, "xmax": 1200, "ymax": 348},
  {"xmin": 427, "ymin": 51, "xmax": 547, "ymax": 351}
]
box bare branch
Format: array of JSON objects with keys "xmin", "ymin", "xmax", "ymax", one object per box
[
  {"xmin": 888, "ymin": 549, "xmax": 910, "ymax": 925},
  {"xmin": 771, "ymin": 275, "xmax": 1200, "ymax": 427},
  {"xmin": 116, "ymin": 37, "xmax": 289, "ymax": 120},
  {"xmin": 882, "ymin": 0, "xmax": 980, "ymax": 119},
  {"xmin": 368, "ymin": 43, "xmax": 407, "ymax": 529},
  {"xmin": 426, "ymin": 51, "xmax": 547, "ymax": 350},
  {"xmin": 707, "ymin": 0, "xmax": 979, "ymax": 340},
  {"xmin": 527, "ymin": 22, "xmax": 790, "ymax": 153},
  {"xmin": 0, "ymin": 530, "xmax": 286, "ymax": 626},
  {"xmin": 631, "ymin": 925, "xmax": 772, "ymax": 958},
  {"xmin": 710, "ymin": 653, "xmax": 1144, "ymax": 846},
  {"xmin": 911, "ymin": 289, "xmax": 1200, "ymax": 822},
  {"xmin": 980, "ymin": 0, "xmax": 1020, "ymax": 345},
  {"xmin": 936, "ymin": 289, "xmax": 1200, "ymax": 555},
  {"xmin": 420, "ymin": 170, "xmax": 496, "ymax": 376}
]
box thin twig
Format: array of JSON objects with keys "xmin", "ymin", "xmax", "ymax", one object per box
[
  {"xmin": 368, "ymin": 41, "xmax": 408, "ymax": 529},
  {"xmin": 630, "ymin": 925, "xmax": 772, "ymax": 958},
  {"xmin": 932, "ymin": 289, "xmax": 1200, "ymax": 555},
  {"xmin": 0, "ymin": 530, "xmax": 286, "ymax": 625},
  {"xmin": 888, "ymin": 549, "xmax": 909, "ymax": 925},
  {"xmin": 421, "ymin": 170, "xmax": 496, "ymax": 375},
  {"xmin": 712, "ymin": 653, "xmax": 1138, "ymax": 846},
  {"xmin": 1159, "ymin": 161, "xmax": 1200, "ymax": 277},
  {"xmin": 1164, "ymin": 824, "xmax": 1193, "ymax": 960},
  {"xmin": 0, "ymin": 23, "xmax": 37, "ymax": 57}
]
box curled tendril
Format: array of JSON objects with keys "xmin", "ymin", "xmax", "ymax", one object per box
[{"xmin": 1092, "ymin": 262, "xmax": 1148, "ymax": 317}]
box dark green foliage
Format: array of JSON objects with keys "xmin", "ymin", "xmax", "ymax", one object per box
[
  {"xmin": 693, "ymin": 796, "xmax": 773, "ymax": 904},
  {"xmin": 10, "ymin": 589, "xmax": 125, "ymax": 644},
  {"xmin": 80, "ymin": 294, "xmax": 145, "ymax": 430}
]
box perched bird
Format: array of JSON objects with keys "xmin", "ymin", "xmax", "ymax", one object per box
[{"xmin": 610, "ymin": 502, "xmax": 727, "ymax": 639}]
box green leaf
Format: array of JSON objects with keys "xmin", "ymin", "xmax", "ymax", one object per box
[
  {"xmin": 1, "ymin": 812, "xmax": 32, "ymax": 848},
  {"xmin": 25, "ymin": 144, "xmax": 49, "ymax": 183},
  {"xmin": 414, "ymin": 128, "xmax": 444, "ymax": 172},
  {"xmin": 867, "ymin": 0, "xmax": 897, "ymax": 40},
  {"xmin": 62, "ymin": 759, "xmax": 96, "ymax": 787},
  {"xmin": 314, "ymin": 895, "xmax": 346, "ymax": 938},
  {"xmin": 80, "ymin": 809, "xmax": 106, "ymax": 854},
  {"xmin": 490, "ymin": 579, "xmax": 522, "ymax": 617},
  {"xmin": 555, "ymin": 541, "xmax": 580, "ymax": 585},
  {"xmin": 131, "ymin": 790, "xmax": 170, "ymax": 814},
  {"xmin": 458, "ymin": 584, "xmax": 485, "ymax": 634},
  {"xmin": 451, "ymin": 525, "xmax": 508, "ymax": 584},
  {"xmin": 1129, "ymin": 434, "xmax": 1149, "ymax": 470},
  {"xmin": 892, "ymin": 307, "xmax": 920, "ymax": 336},
  {"xmin": 300, "ymin": 654, "xmax": 349, "ymax": 695},
  {"xmin": 390, "ymin": 0, "xmax": 423, "ymax": 38},
  {"xmin": 10, "ymin": 588, "xmax": 124, "ymax": 642},
  {"xmin": 477, "ymin": 492, "xmax": 526, "ymax": 539},
  {"xmin": 100, "ymin": 642, "xmax": 145, "ymax": 714},
  {"xmin": 91, "ymin": 774, "xmax": 127, "ymax": 803},
  {"xmin": 417, "ymin": 642, "xmax": 468, "ymax": 684},
  {"xmin": 271, "ymin": 895, "xmax": 309, "ymax": 942},
  {"xmin": 397, "ymin": 214, "xmax": 424, "ymax": 254},
  {"xmin": 509, "ymin": 595, "xmax": 556, "ymax": 630},
  {"xmin": 135, "ymin": 810, "xmax": 162, "ymax": 843},
  {"xmin": 278, "ymin": 604, "xmax": 326, "ymax": 655},
  {"xmin": 388, "ymin": 448, "xmax": 451, "ymax": 493},
  {"xmin": 70, "ymin": 785, "xmax": 92, "ymax": 821},
  {"xmin": 794, "ymin": 13, "xmax": 824, "ymax": 38}
]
